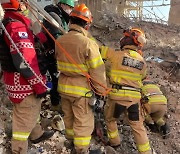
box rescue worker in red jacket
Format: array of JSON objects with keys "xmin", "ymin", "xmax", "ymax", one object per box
[
  {"xmin": 141, "ymin": 80, "xmax": 170, "ymax": 139},
  {"xmin": 0, "ymin": 1, "xmax": 54, "ymax": 153},
  {"xmin": 101, "ymin": 28, "xmax": 152, "ymax": 154},
  {"xmin": 55, "ymin": 4, "xmax": 107, "ymax": 154}
]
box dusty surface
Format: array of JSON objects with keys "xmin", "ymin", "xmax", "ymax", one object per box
[
  {"xmin": 169, "ymin": 0, "xmax": 180, "ymax": 26},
  {"xmin": 0, "ymin": 15, "xmax": 180, "ymax": 154}
]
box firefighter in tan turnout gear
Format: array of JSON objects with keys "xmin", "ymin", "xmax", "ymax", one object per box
[
  {"xmin": 101, "ymin": 28, "xmax": 152, "ymax": 154},
  {"xmin": 55, "ymin": 4, "xmax": 107, "ymax": 154},
  {"xmin": 141, "ymin": 80, "xmax": 170, "ymax": 139}
]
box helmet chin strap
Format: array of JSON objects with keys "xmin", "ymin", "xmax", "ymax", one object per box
[{"xmin": 84, "ymin": 23, "xmax": 90, "ymax": 30}]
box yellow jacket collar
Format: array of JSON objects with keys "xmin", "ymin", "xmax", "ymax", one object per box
[
  {"xmin": 123, "ymin": 45, "xmax": 138, "ymax": 51},
  {"xmin": 69, "ymin": 24, "xmax": 89, "ymax": 37}
]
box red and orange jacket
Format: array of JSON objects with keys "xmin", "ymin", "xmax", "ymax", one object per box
[{"xmin": 2, "ymin": 11, "xmax": 47, "ymax": 103}]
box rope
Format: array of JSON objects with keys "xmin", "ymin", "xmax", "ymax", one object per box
[{"xmin": 27, "ymin": 3, "xmax": 111, "ymax": 96}]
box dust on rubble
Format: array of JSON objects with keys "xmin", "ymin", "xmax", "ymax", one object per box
[{"xmin": 0, "ymin": 15, "xmax": 180, "ymax": 154}]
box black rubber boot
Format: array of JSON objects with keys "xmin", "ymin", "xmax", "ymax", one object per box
[
  {"xmin": 30, "ymin": 130, "xmax": 54, "ymax": 144},
  {"xmin": 160, "ymin": 123, "xmax": 170, "ymax": 139},
  {"xmin": 146, "ymin": 123, "xmax": 158, "ymax": 133}
]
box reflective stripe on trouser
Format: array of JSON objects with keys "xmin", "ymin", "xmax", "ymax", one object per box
[
  {"xmin": 61, "ymin": 95, "xmax": 94, "ymax": 153},
  {"xmin": 13, "ymin": 132, "xmax": 30, "ymax": 141},
  {"xmin": 107, "ymin": 130, "xmax": 119, "ymax": 139},
  {"xmin": 65, "ymin": 128, "xmax": 74, "ymax": 139},
  {"xmin": 137, "ymin": 141, "xmax": 151, "ymax": 153},
  {"xmin": 105, "ymin": 99, "xmax": 151, "ymax": 153},
  {"xmin": 58, "ymin": 84, "xmax": 92, "ymax": 97},
  {"xmin": 12, "ymin": 94, "xmax": 43, "ymax": 154},
  {"xmin": 74, "ymin": 136, "xmax": 91, "ymax": 146},
  {"xmin": 145, "ymin": 104, "xmax": 167, "ymax": 126}
]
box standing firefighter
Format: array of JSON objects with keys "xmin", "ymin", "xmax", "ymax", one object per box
[
  {"xmin": 101, "ymin": 28, "xmax": 152, "ymax": 154},
  {"xmin": 141, "ymin": 80, "xmax": 170, "ymax": 139},
  {"xmin": 0, "ymin": 0, "xmax": 54, "ymax": 153},
  {"xmin": 43, "ymin": 0, "xmax": 75, "ymax": 111},
  {"xmin": 55, "ymin": 4, "xmax": 107, "ymax": 154}
]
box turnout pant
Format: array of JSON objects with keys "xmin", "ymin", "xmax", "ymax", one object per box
[
  {"xmin": 61, "ymin": 94, "xmax": 94, "ymax": 154},
  {"xmin": 12, "ymin": 95, "xmax": 44, "ymax": 154},
  {"xmin": 104, "ymin": 99, "xmax": 151, "ymax": 154},
  {"xmin": 145, "ymin": 104, "xmax": 167, "ymax": 126}
]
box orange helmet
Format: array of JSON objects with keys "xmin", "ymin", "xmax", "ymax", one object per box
[
  {"xmin": 123, "ymin": 27, "xmax": 146, "ymax": 47},
  {"xmin": 1, "ymin": 0, "xmax": 20, "ymax": 10},
  {"xmin": 70, "ymin": 3, "xmax": 92, "ymax": 23}
]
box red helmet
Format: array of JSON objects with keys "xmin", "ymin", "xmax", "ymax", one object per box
[
  {"xmin": 2, "ymin": 0, "xmax": 20, "ymax": 10},
  {"xmin": 70, "ymin": 3, "xmax": 92, "ymax": 23},
  {"xmin": 123, "ymin": 27, "xmax": 146, "ymax": 47}
]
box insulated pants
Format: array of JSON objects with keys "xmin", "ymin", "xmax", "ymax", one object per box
[
  {"xmin": 12, "ymin": 95, "xmax": 44, "ymax": 154},
  {"xmin": 145, "ymin": 104, "xmax": 167, "ymax": 126},
  {"xmin": 61, "ymin": 94, "xmax": 94, "ymax": 154},
  {"xmin": 104, "ymin": 99, "xmax": 151, "ymax": 154}
]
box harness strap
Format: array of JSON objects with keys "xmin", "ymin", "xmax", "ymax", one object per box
[{"xmin": 112, "ymin": 84, "xmax": 141, "ymax": 92}]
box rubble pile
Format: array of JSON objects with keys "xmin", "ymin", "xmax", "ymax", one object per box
[{"xmin": 0, "ymin": 13, "xmax": 180, "ymax": 154}]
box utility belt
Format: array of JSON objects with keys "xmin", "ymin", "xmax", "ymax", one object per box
[{"xmin": 112, "ymin": 84, "xmax": 141, "ymax": 92}]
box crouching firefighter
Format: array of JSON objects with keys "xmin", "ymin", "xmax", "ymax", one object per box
[
  {"xmin": 141, "ymin": 80, "xmax": 170, "ymax": 139},
  {"xmin": 55, "ymin": 4, "xmax": 107, "ymax": 154},
  {"xmin": 101, "ymin": 28, "xmax": 152, "ymax": 154},
  {"xmin": 0, "ymin": 1, "xmax": 54, "ymax": 153}
]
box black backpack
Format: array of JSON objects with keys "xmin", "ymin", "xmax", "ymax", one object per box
[{"xmin": 0, "ymin": 18, "xmax": 17, "ymax": 72}]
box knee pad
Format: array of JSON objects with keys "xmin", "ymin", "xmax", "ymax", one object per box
[
  {"xmin": 113, "ymin": 103, "xmax": 126, "ymax": 118},
  {"xmin": 127, "ymin": 103, "xmax": 139, "ymax": 121}
]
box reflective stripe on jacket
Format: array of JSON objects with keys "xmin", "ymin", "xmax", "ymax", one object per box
[
  {"xmin": 141, "ymin": 84, "xmax": 167, "ymax": 104},
  {"xmin": 56, "ymin": 24, "xmax": 107, "ymax": 97}
]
